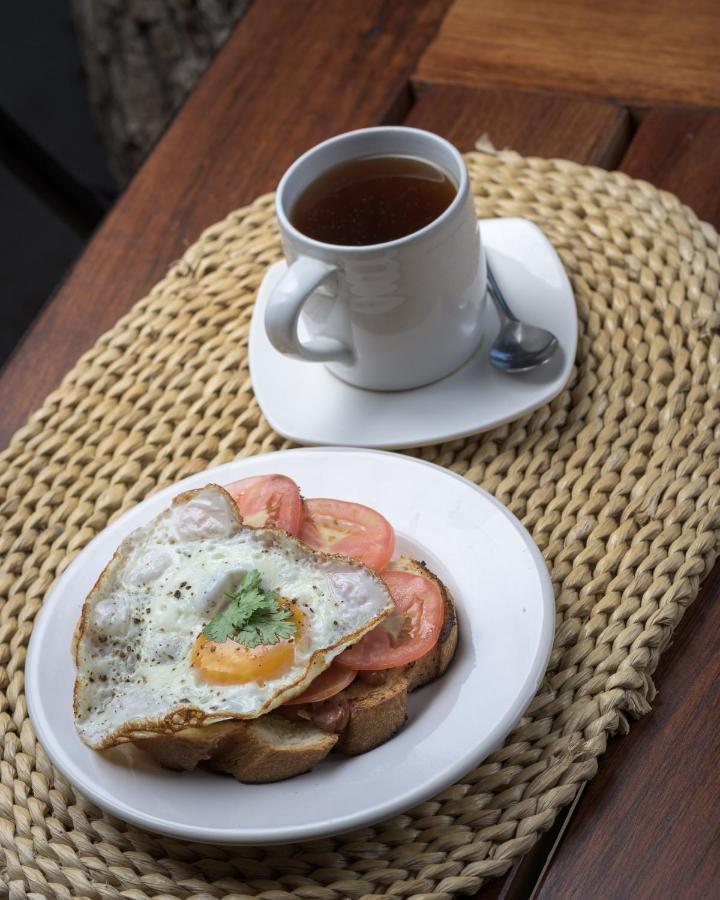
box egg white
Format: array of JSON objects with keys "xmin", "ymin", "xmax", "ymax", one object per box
[{"xmin": 73, "ymin": 485, "xmax": 393, "ymax": 749}]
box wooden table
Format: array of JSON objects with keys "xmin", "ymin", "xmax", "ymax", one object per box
[{"xmin": 3, "ymin": 2, "xmax": 718, "ymax": 896}]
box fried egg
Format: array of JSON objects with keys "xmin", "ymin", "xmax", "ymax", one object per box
[{"xmin": 73, "ymin": 485, "xmax": 393, "ymax": 749}]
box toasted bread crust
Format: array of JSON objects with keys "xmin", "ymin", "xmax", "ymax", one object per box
[
  {"xmin": 402, "ymin": 559, "xmax": 457, "ymax": 691},
  {"xmin": 336, "ymin": 668, "xmax": 410, "ymax": 755},
  {"xmin": 135, "ymin": 721, "xmax": 243, "ymax": 770},
  {"xmin": 210, "ymin": 712, "xmax": 339, "ymax": 783},
  {"xmin": 134, "ymin": 557, "xmax": 458, "ymax": 781}
]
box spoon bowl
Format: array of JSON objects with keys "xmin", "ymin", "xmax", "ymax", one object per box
[
  {"xmin": 490, "ymin": 321, "xmax": 559, "ymax": 372},
  {"xmin": 487, "ymin": 265, "xmax": 559, "ymax": 372}
]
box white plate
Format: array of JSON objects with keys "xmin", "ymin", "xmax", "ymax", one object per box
[
  {"xmin": 26, "ymin": 448, "xmax": 555, "ymax": 845},
  {"xmin": 250, "ymin": 218, "xmax": 576, "ymax": 449}
]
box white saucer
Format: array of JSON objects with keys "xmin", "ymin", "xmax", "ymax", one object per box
[
  {"xmin": 250, "ymin": 218, "xmax": 576, "ymax": 449},
  {"xmin": 26, "ymin": 448, "xmax": 555, "ymax": 845}
]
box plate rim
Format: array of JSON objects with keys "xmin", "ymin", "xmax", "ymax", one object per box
[
  {"xmin": 249, "ymin": 217, "xmax": 577, "ymax": 449},
  {"xmin": 26, "ymin": 447, "xmax": 556, "ymax": 844}
]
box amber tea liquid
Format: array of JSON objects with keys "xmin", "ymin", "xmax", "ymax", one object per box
[{"xmin": 290, "ymin": 154, "xmax": 457, "ymax": 246}]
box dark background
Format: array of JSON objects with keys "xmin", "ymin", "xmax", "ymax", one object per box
[
  {"xmin": 1, "ymin": 1, "xmax": 116, "ymax": 368},
  {"xmin": 1, "ymin": 0, "xmax": 247, "ymax": 370}
]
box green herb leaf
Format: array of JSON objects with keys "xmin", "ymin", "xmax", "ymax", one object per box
[
  {"xmin": 235, "ymin": 606, "xmax": 297, "ymax": 648},
  {"xmin": 202, "ymin": 569, "xmax": 298, "ymax": 647}
]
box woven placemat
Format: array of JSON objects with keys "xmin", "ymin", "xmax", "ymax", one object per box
[{"xmin": 2, "ymin": 150, "xmax": 720, "ymax": 900}]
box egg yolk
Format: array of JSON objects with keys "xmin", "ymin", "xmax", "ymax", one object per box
[{"xmin": 192, "ymin": 605, "xmax": 304, "ymax": 684}]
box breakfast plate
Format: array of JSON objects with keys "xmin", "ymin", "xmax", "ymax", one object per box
[
  {"xmin": 249, "ymin": 218, "xmax": 577, "ymax": 449},
  {"xmin": 26, "ymin": 448, "xmax": 555, "ymax": 844}
]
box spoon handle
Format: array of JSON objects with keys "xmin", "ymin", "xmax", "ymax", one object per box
[{"xmin": 487, "ymin": 266, "xmax": 519, "ymax": 324}]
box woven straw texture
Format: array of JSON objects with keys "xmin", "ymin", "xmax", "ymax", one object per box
[{"xmin": 2, "ymin": 150, "xmax": 719, "ymax": 900}]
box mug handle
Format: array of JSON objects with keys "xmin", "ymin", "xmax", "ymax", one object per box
[{"xmin": 264, "ymin": 256, "xmax": 354, "ymax": 363}]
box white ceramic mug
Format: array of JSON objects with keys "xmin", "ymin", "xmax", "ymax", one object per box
[{"xmin": 265, "ymin": 127, "xmax": 486, "ymax": 391}]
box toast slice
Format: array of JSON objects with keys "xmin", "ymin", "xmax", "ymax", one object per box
[
  {"xmin": 209, "ymin": 712, "xmax": 339, "ymax": 783},
  {"xmin": 134, "ymin": 557, "xmax": 457, "ymax": 780},
  {"xmin": 336, "ymin": 557, "xmax": 457, "ymax": 754},
  {"xmin": 336, "ymin": 666, "xmax": 410, "ymax": 755},
  {"xmin": 384, "ymin": 556, "xmax": 457, "ymax": 692},
  {"xmin": 137, "ymin": 720, "xmax": 242, "ymax": 771}
]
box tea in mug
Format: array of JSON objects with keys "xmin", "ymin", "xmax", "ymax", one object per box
[{"xmin": 291, "ymin": 154, "xmax": 457, "ymax": 246}]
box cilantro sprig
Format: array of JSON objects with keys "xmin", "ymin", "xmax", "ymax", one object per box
[{"xmin": 203, "ymin": 570, "xmax": 297, "ymax": 648}]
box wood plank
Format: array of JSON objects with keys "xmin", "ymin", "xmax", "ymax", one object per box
[
  {"xmin": 406, "ymin": 84, "xmax": 631, "ymax": 166},
  {"xmin": 0, "ymin": 0, "xmax": 451, "ymax": 448},
  {"xmin": 621, "ymin": 108, "xmax": 720, "ymax": 228},
  {"xmin": 417, "ymin": 0, "xmax": 720, "ymax": 108},
  {"xmin": 532, "ymin": 564, "xmax": 720, "ymax": 900}
]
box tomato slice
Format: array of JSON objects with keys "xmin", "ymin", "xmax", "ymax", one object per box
[
  {"xmin": 284, "ymin": 663, "xmax": 357, "ymax": 705},
  {"xmin": 336, "ymin": 570, "xmax": 444, "ymax": 669},
  {"xmin": 224, "ymin": 475, "xmax": 303, "ymax": 536},
  {"xmin": 300, "ymin": 498, "xmax": 394, "ymax": 571}
]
